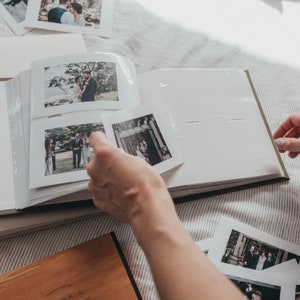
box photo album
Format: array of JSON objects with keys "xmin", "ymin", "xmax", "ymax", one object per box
[
  {"xmin": 0, "ymin": 0, "xmax": 114, "ymax": 37},
  {"xmin": 199, "ymin": 217, "xmax": 300, "ymax": 299},
  {"xmin": 0, "ymin": 51, "xmax": 289, "ymax": 213}
]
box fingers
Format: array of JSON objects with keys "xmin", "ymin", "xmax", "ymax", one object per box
[
  {"xmin": 86, "ymin": 131, "xmax": 114, "ymax": 180},
  {"xmin": 274, "ymin": 137, "xmax": 300, "ymax": 156},
  {"xmin": 273, "ymin": 114, "xmax": 300, "ymax": 158},
  {"xmin": 273, "ymin": 114, "xmax": 300, "ymax": 139}
]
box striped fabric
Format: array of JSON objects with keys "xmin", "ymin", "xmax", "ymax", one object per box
[{"xmin": 1, "ymin": 1, "xmax": 300, "ymax": 299}]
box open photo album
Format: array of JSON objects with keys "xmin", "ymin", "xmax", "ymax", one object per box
[
  {"xmin": 0, "ymin": 0, "xmax": 114, "ymax": 37},
  {"xmin": 0, "ymin": 52, "xmax": 289, "ymax": 212}
]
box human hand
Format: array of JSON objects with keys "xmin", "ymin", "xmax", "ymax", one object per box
[
  {"xmin": 273, "ymin": 113, "xmax": 300, "ymax": 158},
  {"xmin": 87, "ymin": 132, "xmax": 173, "ymax": 224}
]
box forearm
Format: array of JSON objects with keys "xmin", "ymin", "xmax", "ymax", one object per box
[{"xmin": 131, "ymin": 192, "xmax": 243, "ymax": 300}]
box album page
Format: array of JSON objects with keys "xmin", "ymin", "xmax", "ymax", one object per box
[{"xmin": 137, "ymin": 68, "xmax": 288, "ymax": 198}]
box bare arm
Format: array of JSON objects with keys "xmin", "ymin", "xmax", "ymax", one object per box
[
  {"xmin": 87, "ymin": 132, "xmax": 243, "ymax": 300},
  {"xmin": 273, "ymin": 113, "xmax": 300, "ymax": 158}
]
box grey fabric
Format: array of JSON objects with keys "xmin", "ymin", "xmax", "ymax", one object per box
[{"xmin": 1, "ymin": 1, "xmax": 300, "ymax": 299}]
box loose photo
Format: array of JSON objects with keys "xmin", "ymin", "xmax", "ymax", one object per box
[
  {"xmin": 208, "ymin": 217, "xmax": 300, "ymax": 273},
  {"xmin": 25, "ymin": 0, "xmax": 114, "ymax": 37},
  {"xmin": 215, "ymin": 262, "xmax": 295, "ymax": 299},
  {"xmin": 230, "ymin": 276, "xmax": 281, "ymax": 300},
  {"xmin": 103, "ymin": 104, "xmax": 184, "ymax": 175},
  {"xmin": 0, "ymin": 0, "xmax": 28, "ymax": 34},
  {"xmin": 220, "ymin": 229, "xmax": 300, "ymax": 271}
]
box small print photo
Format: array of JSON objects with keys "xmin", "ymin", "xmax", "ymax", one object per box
[
  {"xmin": 220, "ymin": 229, "xmax": 300, "ymax": 271},
  {"xmin": 44, "ymin": 122, "xmax": 104, "ymax": 175},
  {"xmin": 216, "ymin": 261, "xmax": 294, "ymax": 299},
  {"xmin": 230, "ymin": 276, "xmax": 281, "ymax": 300},
  {"xmin": 0, "ymin": 0, "xmax": 28, "ymax": 35},
  {"xmin": 30, "ymin": 111, "xmax": 104, "ymax": 188},
  {"xmin": 44, "ymin": 61, "xmax": 117, "ymax": 106},
  {"xmin": 25, "ymin": 0, "xmax": 114, "ymax": 37},
  {"xmin": 112, "ymin": 114, "xmax": 172, "ymax": 166},
  {"xmin": 31, "ymin": 53, "xmax": 138, "ymax": 118},
  {"xmin": 208, "ymin": 217, "xmax": 300, "ymax": 274},
  {"xmin": 103, "ymin": 104, "xmax": 184, "ymax": 174}
]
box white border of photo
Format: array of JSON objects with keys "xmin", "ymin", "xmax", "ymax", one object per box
[
  {"xmin": 29, "ymin": 110, "xmax": 104, "ymax": 189},
  {"xmin": 30, "ymin": 52, "xmax": 139, "ymax": 118},
  {"xmin": 215, "ymin": 261, "xmax": 296, "ymax": 299},
  {"xmin": 0, "ymin": 1, "xmax": 27, "ymax": 35},
  {"xmin": 207, "ymin": 216, "xmax": 300, "ymax": 273},
  {"xmin": 102, "ymin": 103, "xmax": 184, "ymax": 175},
  {"xmin": 24, "ymin": 0, "xmax": 114, "ymax": 37}
]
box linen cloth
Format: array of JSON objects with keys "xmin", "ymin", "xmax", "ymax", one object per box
[{"xmin": 1, "ymin": 1, "xmax": 300, "ymax": 299}]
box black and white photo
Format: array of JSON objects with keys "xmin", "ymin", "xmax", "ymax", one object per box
[{"xmin": 0, "ymin": 0, "xmax": 27, "ymax": 34}]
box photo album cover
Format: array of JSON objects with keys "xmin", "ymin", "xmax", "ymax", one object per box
[{"xmin": 0, "ymin": 0, "xmax": 114, "ymax": 37}]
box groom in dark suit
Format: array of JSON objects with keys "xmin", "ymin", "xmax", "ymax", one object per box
[
  {"xmin": 71, "ymin": 133, "xmax": 83, "ymax": 169},
  {"xmin": 243, "ymin": 245, "xmax": 258, "ymax": 269},
  {"xmin": 81, "ymin": 70, "xmax": 97, "ymax": 102}
]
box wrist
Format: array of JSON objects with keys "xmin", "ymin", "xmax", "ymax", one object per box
[{"xmin": 130, "ymin": 183, "xmax": 179, "ymax": 249}]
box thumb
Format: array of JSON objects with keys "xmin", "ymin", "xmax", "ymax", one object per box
[
  {"xmin": 89, "ymin": 131, "xmax": 109, "ymax": 149},
  {"xmin": 274, "ymin": 138, "xmax": 300, "ymax": 152}
]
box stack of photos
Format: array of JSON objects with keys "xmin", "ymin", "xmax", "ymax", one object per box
[
  {"xmin": 198, "ymin": 217, "xmax": 300, "ymax": 299},
  {"xmin": 29, "ymin": 52, "xmax": 183, "ymax": 189},
  {"xmin": 0, "ymin": 0, "xmax": 114, "ymax": 37}
]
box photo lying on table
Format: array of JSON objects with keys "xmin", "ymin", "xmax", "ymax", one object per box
[
  {"xmin": 29, "ymin": 110, "xmax": 104, "ymax": 188},
  {"xmin": 0, "ymin": 0, "xmax": 28, "ymax": 35},
  {"xmin": 24, "ymin": 0, "xmax": 114, "ymax": 37},
  {"xmin": 208, "ymin": 217, "xmax": 300, "ymax": 273},
  {"xmin": 230, "ymin": 276, "xmax": 281, "ymax": 300},
  {"xmin": 30, "ymin": 52, "xmax": 138, "ymax": 118},
  {"xmin": 216, "ymin": 262, "xmax": 295, "ymax": 300},
  {"xmin": 103, "ymin": 104, "xmax": 184, "ymax": 175}
]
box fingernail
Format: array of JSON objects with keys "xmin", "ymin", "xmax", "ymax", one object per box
[{"xmin": 274, "ymin": 138, "xmax": 285, "ymax": 148}]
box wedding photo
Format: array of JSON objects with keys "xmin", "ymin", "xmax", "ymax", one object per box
[
  {"xmin": 221, "ymin": 229, "xmax": 300, "ymax": 271},
  {"xmin": 0, "ymin": 0, "xmax": 28, "ymax": 34},
  {"xmin": 38, "ymin": 0, "xmax": 101, "ymax": 28},
  {"xmin": 230, "ymin": 277, "xmax": 281, "ymax": 300},
  {"xmin": 44, "ymin": 60, "xmax": 118, "ymax": 107},
  {"xmin": 25, "ymin": 0, "xmax": 114, "ymax": 37},
  {"xmin": 44, "ymin": 122, "xmax": 104, "ymax": 176},
  {"xmin": 0, "ymin": 0, "xmax": 27, "ymax": 23},
  {"xmin": 111, "ymin": 113, "xmax": 172, "ymax": 167}
]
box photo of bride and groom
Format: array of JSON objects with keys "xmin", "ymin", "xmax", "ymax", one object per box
[
  {"xmin": 44, "ymin": 59, "xmax": 118, "ymax": 108},
  {"xmin": 38, "ymin": 0, "xmax": 102, "ymax": 28}
]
